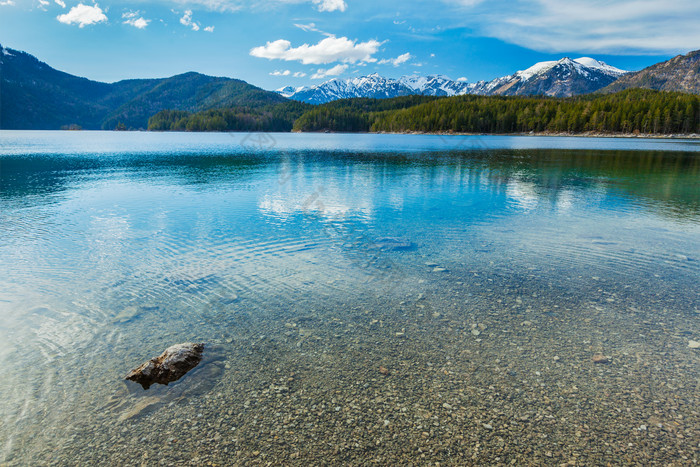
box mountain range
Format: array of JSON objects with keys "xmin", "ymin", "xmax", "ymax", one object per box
[
  {"xmin": 1, "ymin": 43, "xmax": 698, "ymax": 130},
  {"xmin": 277, "ymin": 74, "xmax": 478, "ymax": 104},
  {"xmin": 278, "ymin": 57, "xmax": 630, "ymax": 104},
  {"xmin": 0, "ymin": 44, "xmax": 286, "ymax": 130}
]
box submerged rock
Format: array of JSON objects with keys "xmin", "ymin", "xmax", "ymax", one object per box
[
  {"xmin": 592, "ymin": 354, "xmax": 611, "ymax": 364},
  {"xmin": 126, "ymin": 343, "xmax": 205, "ymax": 390},
  {"xmin": 113, "ymin": 306, "xmax": 140, "ymax": 324},
  {"xmin": 369, "ymin": 237, "xmax": 415, "ymax": 251}
]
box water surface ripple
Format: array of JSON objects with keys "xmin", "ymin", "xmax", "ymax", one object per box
[{"xmin": 0, "ymin": 132, "xmax": 698, "ymax": 465}]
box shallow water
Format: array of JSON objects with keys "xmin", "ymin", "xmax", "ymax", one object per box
[{"xmin": 0, "ymin": 132, "xmax": 699, "ymax": 465}]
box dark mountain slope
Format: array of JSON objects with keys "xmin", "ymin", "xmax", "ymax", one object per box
[
  {"xmin": 0, "ymin": 46, "xmax": 113, "ymax": 129},
  {"xmin": 0, "ymin": 44, "xmax": 287, "ymax": 130},
  {"xmin": 602, "ymin": 50, "xmax": 700, "ymax": 94}
]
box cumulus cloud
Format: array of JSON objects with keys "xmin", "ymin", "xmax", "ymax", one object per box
[
  {"xmin": 0, "ymin": 0, "xmax": 15, "ymax": 6},
  {"xmin": 177, "ymin": 10, "xmax": 214, "ymax": 31},
  {"xmin": 270, "ymin": 69, "xmax": 292, "ymax": 76},
  {"xmin": 293, "ymin": 71, "xmax": 307, "ymax": 77},
  {"xmin": 57, "ymin": 4, "xmax": 107, "ymax": 28},
  {"xmin": 251, "ymin": 35, "xmax": 382, "ymax": 65},
  {"xmin": 378, "ymin": 52, "xmax": 412, "ymax": 67},
  {"xmin": 447, "ymin": 0, "xmax": 700, "ymax": 54},
  {"xmin": 312, "ymin": 0, "xmax": 346, "ymax": 12},
  {"xmin": 123, "ymin": 11, "xmax": 150, "ymax": 29},
  {"xmin": 457, "ymin": 77, "xmax": 468, "ymax": 82},
  {"xmin": 180, "ymin": 9, "xmax": 200, "ymax": 30},
  {"xmin": 311, "ymin": 64, "xmax": 348, "ymax": 79},
  {"xmin": 55, "ymin": 0, "xmax": 65, "ymax": 7}
]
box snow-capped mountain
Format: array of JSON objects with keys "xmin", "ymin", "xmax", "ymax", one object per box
[
  {"xmin": 276, "ymin": 85, "xmax": 309, "ymax": 98},
  {"xmin": 398, "ymin": 75, "xmax": 475, "ymax": 97},
  {"xmin": 473, "ymin": 57, "xmax": 628, "ymax": 97},
  {"xmin": 277, "ymin": 57, "xmax": 628, "ymax": 104},
  {"xmin": 276, "ymin": 73, "xmax": 422, "ymax": 105},
  {"xmin": 277, "ymin": 73, "xmax": 474, "ymax": 104}
]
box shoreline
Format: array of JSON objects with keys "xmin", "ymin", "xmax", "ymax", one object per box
[
  {"xmin": 2, "ymin": 128, "xmax": 699, "ymax": 140},
  {"xmin": 313, "ymin": 130, "xmax": 700, "ymax": 139}
]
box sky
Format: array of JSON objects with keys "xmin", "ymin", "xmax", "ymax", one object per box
[{"xmin": 0, "ymin": 0, "xmax": 698, "ymax": 90}]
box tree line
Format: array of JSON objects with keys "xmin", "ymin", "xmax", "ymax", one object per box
[
  {"xmin": 148, "ymin": 101, "xmax": 311, "ymax": 132},
  {"xmin": 297, "ymin": 89, "xmax": 700, "ymax": 135},
  {"xmin": 149, "ymin": 89, "xmax": 700, "ymax": 135}
]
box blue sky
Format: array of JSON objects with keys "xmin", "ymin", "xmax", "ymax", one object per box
[{"xmin": 0, "ymin": 0, "xmax": 698, "ymax": 90}]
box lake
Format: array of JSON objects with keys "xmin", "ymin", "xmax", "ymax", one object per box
[{"xmin": 0, "ymin": 131, "xmax": 699, "ymax": 465}]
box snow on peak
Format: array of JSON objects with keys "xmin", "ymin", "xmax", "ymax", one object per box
[
  {"xmin": 574, "ymin": 57, "xmax": 628, "ymax": 76},
  {"xmin": 514, "ymin": 56, "xmax": 626, "ymax": 81},
  {"xmin": 399, "ymin": 74, "xmax": 429, "ymax": 89},
  {"xmin": 276, "ymin": 55, "xmax": 628, "ymax": 103},
  {"xmin": 398, "ymin": 74, "xmax": 471, "ymax": 95},
  {"xmin": 516, "ymin": 60, "xmax": 558, "ymax": 81},
  {"xmin": 276, "ymin": 85, "xmax": 308, "ymax": 97}
]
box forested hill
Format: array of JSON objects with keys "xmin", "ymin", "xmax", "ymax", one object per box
[
  {"xmin": 0, "ymin": 44, "xmax": 287, "ymax": 130},
  {"xmin": 291, "ymin": 89, "xmax": 700, "ymax": 135},
  {"xmin": 147, "ymin": 101, "xmax": 311, "ymax": 133},
  {"xmin": 146, "ymin": 96, "xmax": 434, "ymax": 132},
  {"xmin": 157, "ymin": 89, "xmax": 699, "ymax": 135}
]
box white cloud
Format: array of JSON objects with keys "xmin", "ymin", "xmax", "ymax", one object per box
[
  {"xmin": 180, "ymin": 9, "xmax": 200, "ymax": 31},
  {"xmin": 123, "ymin": 11, "xmax": 150, "ymax": 29},
  {"xmin": 294, "ymin": 22, "xmax": 331, "ymax": 34},
  {"xmin": 251, "ymin": 35, "xmax": 382, "ymax": 65},
  {"xmin": 447, "ymin": 0, "xmax": 700, "ymax": 54},
  {"xmin": 378, "ymin": 52, "xmax": 412, "ymax": 67},
  {"xmin": 204, "ymin": 25, "xmax": 214, "ymax": 32},
  {"xmin": 38, "ymin": 0, "xmax": 49, "ymax": 9},
  {"xmin": 311, "ymin": 64, "xmax": 348, "ymax": 79},
  {"xmin": 457, "ymin": 77, "xmax": 468, "ymax": 82},
  {"xmin": 312, "ymin": 0, "xmax": 346, "ymax": 12},
  {"xmin": 295, "ymin": 22, "xmax": 316, "ymax": 32},
  {"xmin": 167, "ymin": 0, "xmax": 347, "ymax": 13},
  {"xmin": 449, "ymin": 0, "xmax": 485, "ymax": 5},
  {"xmin": 0, "ymin": 0, "xmax": 15, "ymax": 6},
  {"xmin": 293, "ymin": 71, "xmax": 307, "ymax": 77},
  {"xmin": 270, "ymin": 69, "xmax": 292, "ymax": 76},
  {"xmin": 57, "ymin": 4, "xmax": 107, "ymax": 28},
  {"xmin": 169, "ymin": 0, "xmax": 242, "ymax": 12},
  {"xmin": 55, "ymin": 0, "xmax": 65, "ymax": 7}
]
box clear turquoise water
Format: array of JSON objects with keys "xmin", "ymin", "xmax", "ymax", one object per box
[{"xmin": 0, "ymin": 132, "xmax": 699, "ymax": 464}]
